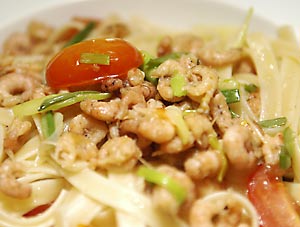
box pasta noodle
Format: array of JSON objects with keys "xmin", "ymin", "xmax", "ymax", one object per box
[{"xmin": 0, "ymin": 7, "xmax": 299, "ymax": 227}]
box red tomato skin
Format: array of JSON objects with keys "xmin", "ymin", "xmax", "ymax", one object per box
[
  {"xmin": 23, "ymin": 203, "xmax": 52, "ymax": 217},
  {"xmin": 46, "ymin": 38, "xmax": 143, "ymax": 89},
  {"xmin": 248, "ymin": 165, "xmax": 300, "ymax": 227}
]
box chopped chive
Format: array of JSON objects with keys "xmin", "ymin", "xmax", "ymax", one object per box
[
  {"xmin": 41, "ymin": 111, "xmax": 55, "ymax": 138},
  {"xmin": 283, "ymin": 127, "xmax": 295, "ymax": 156},
  {"xmin": 170, "ymin": 72, "xmax": 187, "ymax": 97},
  {"xmin": 137, "ymin": 166, "xmax": 187, "ymax": 204},
  {"xmin": 258, "ymin": 117, "xmax": 287, "ymax": 128},
  {"xmin": 279, "ymin": 146, "xmax": 291, "ymax": 169},
  {"xmin": 12, "ymin": 94, "xmax": 58, "ymax": 117},
  {"xmin": 79, "ymin": 53, "xmax": 110, "ymax": 65},
  {"xmin": 64, "ymin": 21, "xmax": 96, "ymax": 47},
  {"xmin": 244, "ymin": 83, "xmax": 258, "ymax": 93},
  {"xmin": 221, "ymin": 89, "xmax": 240, "ymax": 104},
  {"xmin": 38, "ymin": 91, "xmax": 111, "ymax": 112},
  {"xmin": 165, "ymin": 106, "xmax": 191, "ymax": 145},
  {"xmin": 208, "ymin": 135, "xmax": 228, "ymax": 182}
]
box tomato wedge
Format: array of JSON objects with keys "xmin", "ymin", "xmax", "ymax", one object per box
[
  {"xmin": 46, "ymin": 38, "xmax": 143, "ymax": 89},
  {"xmin": 248, "ymin": 164, "xmax": 300, "ymax": 227}
]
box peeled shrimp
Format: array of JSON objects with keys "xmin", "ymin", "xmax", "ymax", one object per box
[
  {"xmin": 4, "ymin": 118, "xmax": 32, "ymax": 152},
  {"xmin": 0, "ymin": 72, "xmax": 41, "ymax": 107},
  {"xmin": 53, "ymin": 132, "xmax": 98, "ymax": 170},
  {"xmin": 97, "ymin": 136, "xmax": 142, "ymax": 171},
  {"xmin": 223, "ymin": 124, "xmax": 257, "ymax": 170},
  {"xmin": 151, "ymin": 165, "xmax": 195, "ymax": 218},
  {"xmin": 184, "ymin": 150, "xmax": 222, "ymax": 180},
  {"xmin": 196, "ymin": 47, "xmax": 242, "ymax": 67},
  {"xmin": 0, "ymin": 160, "xmax": 31, "ymax": 199},
  {"xmin": 186, "ymin": 65, "xmax": 218, "ymax": 112},
  {"xmin": 190, "ymin": 191, "xmax": 256, "ymax": 227},
  {"xmin": 68, "ymin": 113, "xmax": 108, "ymax": 145},
  {"xmin": 80, "ymin": 98, "xmax": 122, "ymax": 122},
  {"xmin": 209, "ymin": 92, "xmax": 235, "ymax": 134}
]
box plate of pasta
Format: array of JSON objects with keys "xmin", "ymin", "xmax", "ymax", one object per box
[{"xmin": 0, "ymin": 0, "xmax": 300, "ymax": 227}]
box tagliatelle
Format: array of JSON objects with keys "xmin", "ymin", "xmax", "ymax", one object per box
[{"xmin": 0, "ymin": 8, "xmax": 299, "ymax": 227}]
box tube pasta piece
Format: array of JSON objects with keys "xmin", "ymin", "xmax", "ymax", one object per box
[{"xmin": 247, "ymin": 33, "xmax": 282, "ymax": 120}]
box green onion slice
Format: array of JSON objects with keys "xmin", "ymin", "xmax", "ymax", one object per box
[
  {"xmin": 208, "ymin": 135, "xmax": 228, "ymax": 182},
  {"xmin": 41, "ymin": 111, "xmax": 55, "ymax": 138},
  {"xmin": 221, "ymin": 89, "xmax": 240, "ymax": 104},
  {"xmin": 279, "ymin": 146, "xmax": 292, "ymax": 169},
  {"xmin": 284, "ymin": 127, "xmax": 295, "ymax": 156},
  {"xmin": 64, "ymin": 21, "xmax": 96, "ymax": 47},
  {"xmin": 137, "ymin": 166, "xmax": 187, "ymax": 204},
  {"xmin": 79, "ymin": 53, "xmax": 110, "ymax": 65},
  {"xmin": 39, "ymin": 91, "xmax": 111, "ymax": 112},
  {"xmin": 244, "ymin": 83, "xmax": 258, "ymax": 93},
  {"xmin": 170, "ymin": 72, "xmax": 187, "ymax": 97},
  {"xmin": 13, "ymin": 91, "xmax": 111, "ymax": 117},
  {"xmin": 258, "ymin": 117, "xmax": 287, "ymax": 128}
]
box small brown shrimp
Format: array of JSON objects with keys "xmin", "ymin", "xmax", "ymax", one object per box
[
  {"xmin": 157, "ymin": 34, "xmax": 204, "ymax": 57},
  {"xmin": 209, "ymin": 92, "xmax": 235, "ymax": 135},
  {"xmin": 151, "ymin": 165, "xmax": 195, "ymax": 218},
  {"xmin": 223, "ymin": 124, "xmax": 257, "ymax": 170},
  {"xmin": 97, "ymin": 136, "xmax": 142, "ymax": 171},
  {"xmin": 137, "ymin": 116, "xmax": 176, "ymax": 144},
  {"xmin": 4, "ymin": 118, "xmax": 32, "ymax": 152},
  {"xmin": 3, "ymin": 33, "xmax": 32, "ymax": 55},
  {"xmin": 80, "ymin": 98, "xmax": 122, "ymax": 122},
  {"xmin": 186, "ymin": 65, "xmax": 218, "ymax": 112},
  {"xmin": 0, "ymin": 159, "xmax": 31, "ymax": 199},
  {"xmin": 53, "ymin": 132, "xmax": 98, "ymax": 170},
  {"xmin": 127, "ymin": 68, "xmax": 145, "ymax": 86},
  {"xmin": 190, "ymin": 191, "xmax": 256, "ymax": 227},
  {"xmin": 159, "ymin": 136, "xmax": 194, "ymax": 154},
  {"xmin": 184, "ymin": 149, "xmax": 222, "ymax": 180},
  {"xmin": 99, "ymin": 78, "xmax": 124, "ymax": 93},
  {"xmin": 115, "ymin": 83, "xmax": 157, "ymax": 119},
  {"xmin": 196, "ymin": 47, "xmax": 242, "ymax": 67},
  {"xmin": 184, "ymin": 112, "xmax": 214, "ymax": 148},
  {"xmin": 0, "ymin": 72, "xmax": 41, "ymax": 107},
  {"xmin": 68, "ymin": 114, "xmax": 108, "ymax": 145},
  {"xmin": 27, "ymin": 20, "xmax": 54, "ymax": 43},
  {"xmin": 157, "ymin": 76, "xmax": 185, "ymax": 102},
  {"xmin": 262, "ymin": 132, "xmax": 283, "ymax": 165}
]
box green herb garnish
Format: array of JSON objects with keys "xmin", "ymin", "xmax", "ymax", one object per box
[
  {"xmin": 79, "ymin": 53, "xmax": 110, "ymax": 65},
  {"xmin": 258, "ymin": 117, "xmax": 287, "ymax": 128},
  {"xmin": 41, "ymin": 111, "xmax": 55, "ymax": 138},
  {"xmin": 221, "ymin": 89, "xmax": 240, "ymax": 104},
  {"xmin": 64, "ymin": 21, "xmax": 96, "ymax": 47},
  {"xmin": 137, "ymin": 166, "xmax": 187, "ymax": 204}
]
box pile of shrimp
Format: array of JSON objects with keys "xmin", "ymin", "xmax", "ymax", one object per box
[{"xmin": 0, "ymin": 16, "xmax": 283, "ymax": 227}]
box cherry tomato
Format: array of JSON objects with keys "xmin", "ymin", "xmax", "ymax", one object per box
[
  {"xmin": 46, "ymin": 38, "xmax": 143, "ymax": 89},
  {"xmin": 248, "ymin": 164, "xmax": 300, "ymax": 227}
]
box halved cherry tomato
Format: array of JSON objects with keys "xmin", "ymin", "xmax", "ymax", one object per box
[
  {"xmin": 248, "ymin": 164, "xmax": 300, "ymax": 227},
  {"xmin": 46, "ymin": 38, "xmax": 143, "ymax": 89}
]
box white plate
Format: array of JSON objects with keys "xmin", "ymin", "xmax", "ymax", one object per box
[{"xmin": 0, "ymin": 0, "xmax": 281, "ymax": 46}]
